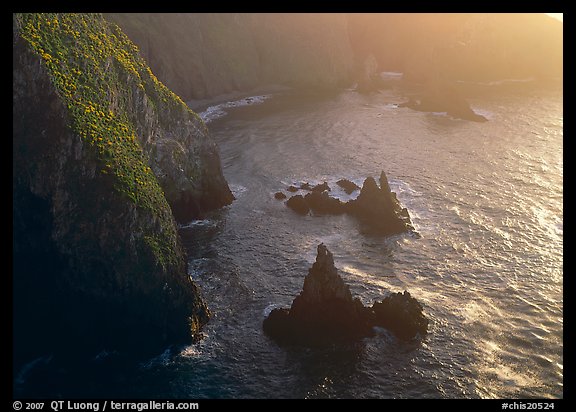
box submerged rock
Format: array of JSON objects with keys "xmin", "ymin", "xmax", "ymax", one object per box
[
  {"xmin": 263, "ymin": 244, "xmax": 428, "ymax": 346},
  {"xmin": 287, "ymin": 185, "xmax": 299, "ymax": 193},
  {"xmin": 274, "ymin": 192, "xmax": 287, "ymax": 200},
  {"xmin": 336, "ymin": 178, "xmax": 360, "ymax": 194}
]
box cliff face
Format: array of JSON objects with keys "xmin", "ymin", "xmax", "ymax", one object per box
[
  {"xmin": 106, "ymin": 13, "xmax": 355, "ymax": 101},
  {"xmin": 13, "ymin": 13, "xmax": 232, "ymax": 365},
  {"xmin": 108, "ymin": 13, "xmax": 561, "ymax": 102}
]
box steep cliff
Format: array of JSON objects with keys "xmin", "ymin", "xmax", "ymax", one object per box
[
  {"xmin": 108, "ymin": 13, "xmax": 561, "ymax": 102},
  {"xmin": 106, "ymin": 13, "xmax": 355, "ymax": 101},
  {"xmin": 13, "ymin": 13, "xmax": 232, "ymax": 366}
]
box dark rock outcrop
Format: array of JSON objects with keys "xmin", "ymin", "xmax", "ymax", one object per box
[
  {"xmin": 370, "ymin": 291, "xmax": 429, "ymax": 341},
  {"xmin": 399, "ymin": 80, "xmax": 487, "ymax": 122},
  {"xmin": 299, "ymin": 182, "xmax": 313, "ymax": 191},
  {"xmin": 346, "ymin": 172, "xmax": 414, "ymax": 235},
  {"xmin": 287, "ymin": 185, "xmax": 299, "ymax": 193},
  {"xmin": 304, "ymin": 191, "xmax": 346, "ymax": 215},
  {"xmin": 311, "ymin": 181, "xmax": 331, "ymax": 192},
  {"xmin": 263, "ymin": 244, "xmax": 428, "ymax": 346},
  {"xmin": 13, "ymin": 13, "xmax": 231, "ymax": 367},
  {"xmin": 336, "ymin": 178, "xmax": 360, "ymax": 194},
  {"xmin": 283, "ymin": 172, "xmax": 414, "ymax": 235},
  {"xmin": 286, "ymin": 195, "xmax": 310, "ymax": 215},
  {"xmin": 274, "ymin": 191, "xmax": 287, "ymax": 200}
]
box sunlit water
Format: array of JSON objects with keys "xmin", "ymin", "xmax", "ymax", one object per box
[{"xmin": 16, "ymin": 80, "xmax": 562, "ymax": 398}]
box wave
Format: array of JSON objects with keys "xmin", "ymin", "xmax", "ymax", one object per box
[
  {"xmin": 140, "ymin": 347, "xmax": 173, "ymax": 369},
  {"xmin": 228, "ymin": 183, "xmax": 248, "ymax": 198},
  {"xmin": 456, "ymin": 77, "xmax": 536, "ymax": 86},
  {"xmin": 198, "ymin": 95, "xmax": 273, "ymax": 123},
  {"xmin": 178, "ymin": 219, "xmax": 217, "ymax": 229},
  {"xmin": 380, "ymin": 71, "xmax": 403, "ymax": 79},
  {"xmin": 15, "ymin": 355, "xmax": 53, "ymax": 385}
]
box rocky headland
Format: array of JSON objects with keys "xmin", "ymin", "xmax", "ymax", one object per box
[{"xmin": 13, "ymin": 13, "xmax": 233, "ymax": 367}]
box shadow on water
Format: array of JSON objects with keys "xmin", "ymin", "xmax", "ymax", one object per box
[{"xmin": 271, "ymin": 334, "xmax": 428, "ymax": 399}]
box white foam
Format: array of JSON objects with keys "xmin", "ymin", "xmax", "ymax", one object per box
[
  {"xmin": 178, "ymin": 344, "xmax": 201, "ymax": 358},
  {"xmin": 229, "ymin": 183, "xmax": 248, "ymax": 198},
  {"xmin": 198, "ymin": 94, "xmax": 273, "ymax": 123},
  {"xmin": 93, "ymin": 349, "xmax": 117, "ymax": 361},
  {"xmin": 178, "ymin": 219, "xmax": 216, "ymax": 229},
  {"xmin": 380, "ymin": 71, "xmax": 403, "ymax": 79},
  {"xmin": 188, "ymin": 258, "xmax": 210, "ymax": 279},
  {"xmin": 471, "ymin": 108, "xmax": 494, "ymax": 120},
  {"xmin": 15, "ymin": 355, "xmax": 53, "ymax": 385},
  {"xmin": 456, "ymin": 77, "xmax": 535, "ymax": 86},
  {"xmin": 140, "ymin": 347, "xmax": 173, "ymax": 369},
  {"xmin": 263, "ymin": 303, "xmax": 279, "ymax": 318}
]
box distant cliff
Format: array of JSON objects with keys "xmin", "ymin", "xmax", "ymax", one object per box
[
  {"xmin": 106, "ymin": 13, "xmax": 355, "ymax": 101},
  {"xmin": 13, "ymin": 13, "xmax": 233, "ymax": 366},
  {"xmin": 108, "ymin": 13, "xmax": 561, "ymax": 103},
  {"xmin": 347, "ymin": 13, "xmax": 563, "ymax": 83}
]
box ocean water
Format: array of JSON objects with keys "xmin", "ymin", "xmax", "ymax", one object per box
[{"xmin": 15, "ymin": 79, "xmax": 563, "ymax": 399}]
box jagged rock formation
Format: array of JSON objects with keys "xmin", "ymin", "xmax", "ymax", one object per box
[
  {"xmin": 13, "ymin": 13, "xmax": 232, "ymax": 368},
  {"xmin": 106, "ymin": 13, "xmax": 355, "ymax": 101},
  {"xmin": 346, "ymin": 171, "xmax": 414, "ymax": 234},
  {"xmin": 285, "ymin": 172, "xmax": 414, "ymax": 236},
  {"xmin": 263, "ymin": 244, "xmax": 428, "ymax": 345}
]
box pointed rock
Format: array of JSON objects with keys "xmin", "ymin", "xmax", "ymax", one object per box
[
  {"xmin": 292, "ymin": 243, "xmax": 353, "ymax": 308},
  {"xmin": 263, "ymin": 244, "xmax": 428, "ymax": 346},
  {"xmin": 347, "ymin": 171, "xmax": 413, "ymax": 235}
]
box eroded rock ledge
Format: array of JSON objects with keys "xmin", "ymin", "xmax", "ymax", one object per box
[{"xmin": 263, "ymin": 244, "xmax": 428, "ymax": 346}]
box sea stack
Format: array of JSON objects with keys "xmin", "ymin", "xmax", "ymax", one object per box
[
  {"xmin": 346, "ymin": 171, "xmax": 414, "ymax": 235},
  {"xmin": 284, "ymin": 172, "xmax": 414, "ymax": 236},
  {"xmin": 263, "ymin": 244, "xmax": 428, "ymax": 346}
]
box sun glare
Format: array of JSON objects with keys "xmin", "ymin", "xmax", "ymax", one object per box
[{"xmin": 546, "ymin": 13, "xmax": 563, "ymax": 22}]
